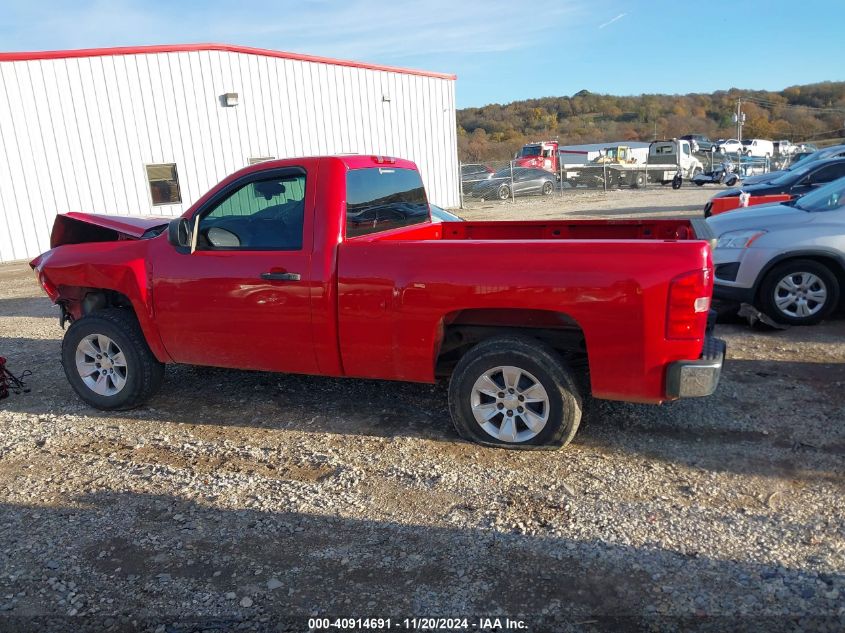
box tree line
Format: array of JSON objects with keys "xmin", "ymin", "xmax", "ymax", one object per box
[{"xmin": 457, "ymin": 82, "xmax": 845, "ymax": 162}]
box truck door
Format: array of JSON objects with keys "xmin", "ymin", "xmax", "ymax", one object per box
[{"xmin": 151, "ymin": 165, "xmax": 319, "ymax": 374}]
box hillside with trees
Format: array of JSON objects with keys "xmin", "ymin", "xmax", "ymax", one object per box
[{"xmin": 457, "ymin": 82, "xmax": 845, "ymax": 162}]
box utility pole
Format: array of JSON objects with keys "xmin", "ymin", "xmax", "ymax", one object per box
[{"xmin": 734, "ymin": 98, "xmax": 745, "ymax": 142}]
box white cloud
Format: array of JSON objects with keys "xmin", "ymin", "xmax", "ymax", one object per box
[{"xmin": 598, "ymin": 12, "xmax": 627, "ymax": 29}]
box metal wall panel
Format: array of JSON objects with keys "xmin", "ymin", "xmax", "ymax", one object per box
[{"xmin": 0, "ymin": 49, "xmax": 458, "ymax": 262}]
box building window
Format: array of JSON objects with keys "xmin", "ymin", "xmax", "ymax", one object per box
[
  {"xmin": 248, "ymin": 157, "xmax": 275, "ymax": 165},
  {"xmin": 146, "ymin": 164, "xmax": 182, "ymax": 205}
]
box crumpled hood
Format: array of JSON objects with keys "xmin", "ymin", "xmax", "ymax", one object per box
[{"xmin": 50, "ymin": 212, "xmax": 171, "ymax": 248}]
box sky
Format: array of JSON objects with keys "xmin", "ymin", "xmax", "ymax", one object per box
[{"xmin": 1, "ymin": 0, "xmax": 843, "ymax": 108}]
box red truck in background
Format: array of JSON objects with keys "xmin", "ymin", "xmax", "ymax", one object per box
[
  {"xmin": 31, "ymin": 155, "xmax": 725, "ymax": 450},
  {"xmin": 514, "ymin": 141, "xmax": 560, "ymax": 173}
]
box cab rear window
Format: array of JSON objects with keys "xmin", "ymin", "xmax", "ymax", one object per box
[{"xmin": 346, "ymin": 167, "xmax": 429, "ymax": 237}]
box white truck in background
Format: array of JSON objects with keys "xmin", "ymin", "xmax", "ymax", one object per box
[
  {"xmin": 569, "ymin": 139, "xmax": 703, "ymax": 188},
  {"xmin": 740, "ymin": 138, "xmax": 775, "ymax": 158}
]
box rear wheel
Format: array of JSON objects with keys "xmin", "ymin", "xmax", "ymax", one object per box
[
  {"xmin": 448, "ymin": 336, "xmax": 582, "ymax": 450},
  {"xmin": 758, "ymin": 260, "xmax": 840, "ymax": 325},
  {"xmin": 498, "ymin": 184, "xmax": 511, "ymax": 200},
  {"xmin": 632, "ymin": 173, "xmax": 647, "ymax": 188},
  {"xmin": 541, "ymin": 180, "xmax": 554, "ymax": 195},
  {"xmin": 62, "ymin": 309, "xmax": 165, "ymax": 410}
]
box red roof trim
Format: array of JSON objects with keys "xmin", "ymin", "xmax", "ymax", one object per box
[{"xmin": 0, "ymin": 43, "xmax": 457, "ymax": 80}]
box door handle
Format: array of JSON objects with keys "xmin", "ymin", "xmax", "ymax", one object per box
[{"xmin": 260, "ymin": 272, "xmax": 301, "ymax": 281}]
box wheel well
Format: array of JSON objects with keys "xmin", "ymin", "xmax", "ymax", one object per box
[
  {"xmin": 755, "ymin": 255, "xmax": 845, "ymax": 300},
  {"xmin": 79, "ymin": 288, "xmax": 135, "ymax": 317},
  {"xmin": 435, "ymin": 309, "xmax": 589, "ymax": 390}
]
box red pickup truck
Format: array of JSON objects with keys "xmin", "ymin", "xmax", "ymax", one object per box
[{"xmin": 31, "ymin": 155, "xmax": 725, "ymax": 450}]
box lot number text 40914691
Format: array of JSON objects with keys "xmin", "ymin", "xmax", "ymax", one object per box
[{"xmin": 308, "ymin": 617, "xmax": 528, "ymax": 630}]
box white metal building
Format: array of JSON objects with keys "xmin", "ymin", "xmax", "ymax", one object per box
[{"xmin": 0, "ymin": 44, "xmax": 459, "ymax": 263}]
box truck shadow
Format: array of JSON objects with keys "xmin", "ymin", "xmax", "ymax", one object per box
[
  {"xmin": 0, "ymin": 491, "xmax": 842, "ymax": 630},
  {"xmin": 1, "ymin": 336, "xmax": 843, "ymax": 485}
]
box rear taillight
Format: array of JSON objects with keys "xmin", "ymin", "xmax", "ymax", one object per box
[{"xmin": 666, "ymin": 268, "xmax": 712, "ymax": 340}]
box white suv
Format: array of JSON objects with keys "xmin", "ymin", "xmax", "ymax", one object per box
[{"xmin": 707, "ymin": 176, "xmax": 845, "ymax": 325}]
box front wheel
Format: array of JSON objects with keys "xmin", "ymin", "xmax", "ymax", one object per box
[
  {"xmin": 62, "ymin": 309, "xmax": 165, "ymax": 410},
  {"xmin": 448, "ymin": 336, "xmax": 582, "ymax": 450},
  {"xmin": 758, "ymin": 260, "xmax": 840, "ymax": 325}
]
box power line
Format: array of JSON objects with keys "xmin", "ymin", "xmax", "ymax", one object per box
[{"xmin": 740, "ymin": 95, "xmax": 845, "ymax": 114}]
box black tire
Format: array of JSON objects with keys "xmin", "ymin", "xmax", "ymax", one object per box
[
  {"xmin": 498, "ymin": 185, "xmax": 511, "ymax": 200},
  {"xmin": 448, "ymin": 336, "xmax": 582, "ymax": 450},
  {"xmin": 632, "ymin": 173, "xmax": 646, "ymax": 189},
  {"xmin": 541, "ymin": 180, "xmax": 554, "ymax": 195},
  {"xmin": 61, "ymin": 308, "xmax": 165, "ymax": 410},
  {"xmin": 671, "ymin": 174, "xmax": 683, "ymax": 189},
  {"xmin": 758, "ymin": 259, "xmax": 840, "ymax": 326}
]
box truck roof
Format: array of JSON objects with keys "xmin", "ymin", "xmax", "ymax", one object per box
[{"xmin": 235, "ymin": 155, "xmax": 420, "ymax": 178}]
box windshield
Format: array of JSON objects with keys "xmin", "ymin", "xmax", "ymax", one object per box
[
  {"xmin": 787, "ymin": 152, "xmax": 817, "ymax": 170},
  {"xmin": 793, "ymin": 176, "xmax": 845, "ymax": 212},
  {"xmin": 742, "ymin": 140, "xmax": 753, "ymax": 146},
  {"xmin": 519, "ymin": 146, "xmax": 541, "ymax": 157},
  {"xmin": 770, "ymin": 163, "xmax": 813, "ymax": 186}
]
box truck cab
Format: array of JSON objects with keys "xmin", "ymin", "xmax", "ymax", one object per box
[
  {"xmin": 649, "ymin": 139, "xmax": 704, "ymax": 179},
  {"xmin": 515, "ymin": 141, "xmax": 560, "ymax": 173}
]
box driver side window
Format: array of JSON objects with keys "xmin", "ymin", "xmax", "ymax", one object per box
[{"xmin": 197, "ymin": 172, "xmax": 306, "ymax": 250}]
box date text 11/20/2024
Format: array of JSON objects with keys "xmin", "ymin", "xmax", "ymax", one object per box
[{"xmin": 308, "ymin": 617, "xmax": 528, "ymax": 630}]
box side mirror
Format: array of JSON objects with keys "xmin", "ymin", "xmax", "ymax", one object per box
[{"xmin": 167, "ymin": 217, "xmax": 192, "ymax": 249}]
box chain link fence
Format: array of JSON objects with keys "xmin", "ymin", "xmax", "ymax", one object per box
[
  {"xmin": 459, "ymin": 140, "xmax": 814, "ymax": 207},
  {"xmin": 460, "ymin": 144, "xmax": 688, "ymax": 207}
]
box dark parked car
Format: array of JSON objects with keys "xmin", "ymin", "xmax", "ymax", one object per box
[
  {"xmin": 460, "ymin": 163, "xmax": 494, "ymax": 194},
  {"xmin": 469, "ymin": 167, "xmax": 556, "ymax": 200},
  {"xmin": 741, "ymin": 144, "xmax": 845, "ymax": 186},
  {"xmin": 681, "ymin": 134, "xmax": 715, "ymax": 153},
  {"xmin": 707, "ymin": 158, "xmax": 845, "ymax": 215}
]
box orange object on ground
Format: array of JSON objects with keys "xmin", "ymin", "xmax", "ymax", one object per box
[{"xmin": 707, "ymin": 194, "xmax": 793, "ymax": 217}]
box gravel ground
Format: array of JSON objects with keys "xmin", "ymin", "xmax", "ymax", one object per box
[{"xmin": 0, "ymin": 188, "xmax": 843, "ymax": 632}]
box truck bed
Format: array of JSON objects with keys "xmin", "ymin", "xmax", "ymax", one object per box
[
  {"xmin": 376, "ymin": 218, "xmax": 714, "ymax": 243},
  {"xmin": 339, "ymin": 216, "xmax": 715, "ymax": 401}
]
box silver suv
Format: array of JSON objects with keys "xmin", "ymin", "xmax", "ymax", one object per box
[{"xmin": 707, "ymin": 176, "xmax": 845, "ymax": 325}]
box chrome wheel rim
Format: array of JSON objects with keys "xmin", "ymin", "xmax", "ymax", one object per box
[
  {"xmin": 470, "ymin": 365, "xmax": 549, "ymax": 443},
  {"xmin": 75, "ymin": 334, "xmax": 128, "ymax": 396},
  {"xmin": 543, "ymin": 182, "xmax": 553, "ymax": 194},
  {"xmin": 774, "ymin": 272, "xmax": 827, "ymax": 318},
  {"xmin": 498, "ymin": 186, "xmax": 510, "ymax": 200}
]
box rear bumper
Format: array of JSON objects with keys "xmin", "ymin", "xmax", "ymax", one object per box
[{"xmin": 665, "ymin": 336, "xmax": 726, "ymax": 399}]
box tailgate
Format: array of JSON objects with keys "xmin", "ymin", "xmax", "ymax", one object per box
[{"xmin": 689, "ymin": 218, "xmax": 716, "ymax": 250}]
